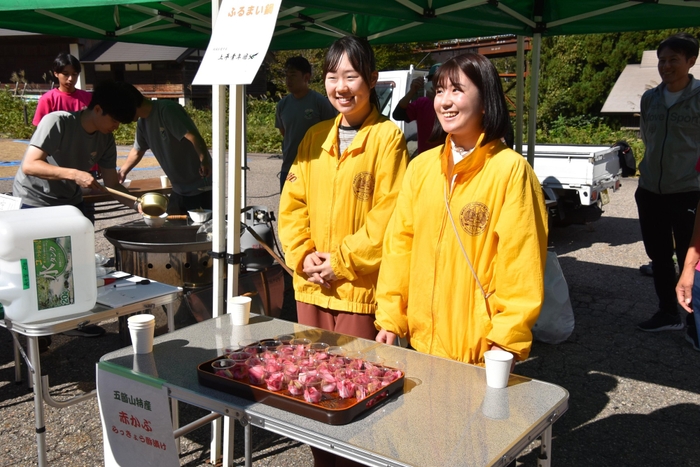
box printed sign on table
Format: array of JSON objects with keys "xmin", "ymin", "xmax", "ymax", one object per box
[
  {"xmin": 193, "ymin": 0, "xmax": 282, "ymax": 85},
  {"xmin": 97, "ymin": 361, "xmax": 178, "ymax": 466},
  {"xmin": 0, "ymin": 193, "xmax": 21, "ymax": 211}
]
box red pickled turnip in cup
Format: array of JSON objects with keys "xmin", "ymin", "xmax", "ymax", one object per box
[
  {"xmin": 290, "ymin": 338, "xmax": 311, "ymax": 357},
  {"xmin": 310, "ymin": 342, "xmax": 330, "ymax": 361},
  {"xmin": 320, "ymin": 371, "xmax": 337, "ymax": 393},
  {"xmin": 246, "ymin": 357, "xmax": 267, "ymax": 385},
  {"xmin": 381, "ymin": 361, "xmax": 405, "ymax": 384},
  {"xmin": 303, "ymin": 379, "xmax": 323, "ymax": 403},
  {"xmin": 288, "ymin": 379, "xmax": 304, "ymax": 396},
  {"xmin": 212, "ymin": 359, "xmax": 235, "ymax": 379},
  {"xmin": 337, "ymin": 379, "xmax": 355, "ymax": 399},
  {"xmin": 265, "ymin": 371, "xmax": 286, "ymax": 392}
]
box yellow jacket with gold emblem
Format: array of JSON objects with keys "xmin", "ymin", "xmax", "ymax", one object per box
[
  {"xmin": 375, "ymin": 134, "xmax": 548, "ymax": 364},
  {"xmin": 279, "ymin": 107, "xmax": 408, "ymax": 315}
]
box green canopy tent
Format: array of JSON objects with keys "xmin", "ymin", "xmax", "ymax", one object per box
[
  {"xmin": 3, "ymin": 2, "xmax": 700, "ymax": 466},
  {"xmin": 3, "ymin": 1, "xmax": 700, "ymax": 48}
]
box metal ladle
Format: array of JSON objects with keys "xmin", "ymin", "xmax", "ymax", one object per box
[{"xmin": 102, "ymin": 186, "xmax": 169, "ymax": 217}]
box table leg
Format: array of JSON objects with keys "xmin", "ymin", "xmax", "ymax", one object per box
[
  {"xmin": 210, "ymin": 417, "xmax": 222, "ymax": 465},
  {"xmin": 171, "ymin": 398, "xmax": 180, "ymax": 453},
  {"xmin": 258, "ymin": 271, "xmax": 270, "ymax": 315},
  {"xmin": 167, "ymin": 299, "xmax": 178, "ymax": 454},
  {"xmin": 118, "ymin": 315, "xmax": 128, "ymax": 343},
  {"xmin": 223, "ymin": 416, "xmax": 235, "ymax": 466},
  {"xmin": 12, "ymin": 332, "xmax": 22, "ymax": 383},
  {"xmin": 244, "ymin": 422, "xmax": 252, "ymax": 467},
  {"xmin": 27, "ymin": 336, "xmax": 48, "ymax": 467},
  {"xmin": 165, "ymin": 302, "xmax": 175, "ymax": 333},
  {"xmin": 537, "ymin": 425, "xmax": 552, "ymax": 467}
]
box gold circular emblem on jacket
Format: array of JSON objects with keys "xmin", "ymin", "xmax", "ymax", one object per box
[
  {"xmin": 460, "ymin": 202, "xmax": 490, "ymax": 236},
  {"xmin": 353, "ymin": 172, "xmax": 375, "ymax": 201}
]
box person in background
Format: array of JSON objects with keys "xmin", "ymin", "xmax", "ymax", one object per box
[
  {"xmin": 278, "ymin": 36, "xmax": 408, "ymax": 467},
  {"xmin": 375, "ymin": 53, "xmax": 548, "ymax": 367},
  {"xmin": 33, "ymin": 52, "xmax": 100, "ymax": 205},
  {"xmin": 636, "ymin": 32, "xmax": 700, "ymax": 334},
  {"xmin": 118, "ymin": 84, "xmax": 213, "ymax": 215},
  {"xmin": 275, "ymin": 56, "xmax": 337, "ymax": 192},
  {"xmin": 392, "ymin": 63, "xmax": 443, "ymax": 158},
  {"xmin": 13, "ymin": 80, "xmax": 135, "ymax": 339},
  {"xmin": 14, "ymin": 80, "xmax": 133, "ymax": 220},
  {"xmin": 32, "ymin": 52, "xmax": 92, "ymax": 126}
]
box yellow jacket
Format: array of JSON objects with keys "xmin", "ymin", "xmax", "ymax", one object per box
[
  {"xmin": 279, "ymin": 108, "xmax": 408, "ymax": 314},
  {"xmin": 375, "ymin": 135, "xmax": 548, "ymax": 364}
]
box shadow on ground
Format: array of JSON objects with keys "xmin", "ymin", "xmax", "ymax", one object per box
[{"xmin": 514, "ymin": 256, "xmax": 699, "ymax": 466}]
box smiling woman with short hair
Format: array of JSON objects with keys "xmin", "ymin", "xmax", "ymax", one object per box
[{"xmin": 375, "ymin": 53, "xmax": 549, "ymax": 366}]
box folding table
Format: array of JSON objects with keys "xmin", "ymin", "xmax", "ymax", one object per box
[
  {"xmin": 2, "ymin": 276, "xmax": 180, "ymax": 467},
  {"xmin": 101, "ymin": 313, "xmax": 569, "ymax": 467}
]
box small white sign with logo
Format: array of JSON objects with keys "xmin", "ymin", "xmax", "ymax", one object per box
[
  {"xmin": 97, "ymin": 361, "xmax": 178, "ymax": 466},
  {"xmin": 193, "ymin": 0, "xmax": 282, "ymax": 85}
]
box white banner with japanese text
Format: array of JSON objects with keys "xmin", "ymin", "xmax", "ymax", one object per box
[
  {"xmin": 97, "ymin": 361, "xmax": 178, "ymax": 466},
  {"xmin": 192, "ymin": 0, "xmax": 282, "ymax": 85}
]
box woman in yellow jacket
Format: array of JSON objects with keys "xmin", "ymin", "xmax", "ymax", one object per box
[
  {"xmin": 279, "ymin": 36, "xmax": 408, "ymax": 341},
  {"xmin": 375, "ymin": 53, "xmax": 548, "ymax": 365}
]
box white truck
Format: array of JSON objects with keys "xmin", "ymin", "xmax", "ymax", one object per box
[
  {"xmin": 377, "ymin": 68, "xmax": 428, "ymax": 146},
  {"xmin": 377, "ymin": 69, "xmax": 622, "ymax": 225},
  {"xmin": 525, "ymin": 144, "xmax": 621, "ymax": 224}
]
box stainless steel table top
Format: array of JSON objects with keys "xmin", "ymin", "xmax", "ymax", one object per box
[{"xmin": 101, "ymin": 314, "xmax": 568, "ymax": 467}]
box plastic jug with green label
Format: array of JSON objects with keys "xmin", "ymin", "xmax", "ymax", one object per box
[{"xmin": 0, "ymin": 205, "xmax": 97, "ymax": 324}]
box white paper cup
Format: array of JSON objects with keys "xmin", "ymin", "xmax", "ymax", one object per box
[
  {"xmin": 160, "ymin": 175, "xmax": 171, "ymax": 188},
  {"xmin": 483, "ymin": 349, "xmax": 513, "ymax": 389},
  {"xmin": 128, "ymin": 314, "xmax": 156, "ymax": 354},
  {"xmin": 229, "ymin": 296, "xmax": 252, "ymax": 325}
]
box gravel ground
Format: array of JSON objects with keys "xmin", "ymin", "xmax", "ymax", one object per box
[{"xmin": 1, "ymin": 144, "xmax": 700, "ymax": 466}]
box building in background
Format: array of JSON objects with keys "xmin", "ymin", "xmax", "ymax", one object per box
[{"xmin": 80, "ymin": 41, "xmax": 207, "ymax": 106}]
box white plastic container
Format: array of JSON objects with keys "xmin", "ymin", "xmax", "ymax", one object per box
[{"xmin": 0, "ymin": 206, "xmax": 97, "ymax": 324}]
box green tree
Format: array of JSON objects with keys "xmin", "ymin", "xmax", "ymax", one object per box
[
  {"xmin": 0, "ymin": 86, "xmax": 36, "ymax": 139},
  {"xmin": 269, "ymin": 49, "xmax": 327, "ymax": 98},
  {"xmin": 374, "ymin": 43, "xmax": 435, "ymax": 71},
  {"xmin": 267, "ymin": 43, "xmax": 433, "ymax": 100},
  {"xmin": 535, "ymin": 28, "xmax": 700, "ymax": 129}
]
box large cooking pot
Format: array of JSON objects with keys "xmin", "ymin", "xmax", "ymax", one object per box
[{"xmin": 104, "ymin": 223, "xmax": 213, "ymax": 288}]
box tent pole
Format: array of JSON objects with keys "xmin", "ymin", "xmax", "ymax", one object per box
[
  {"xmin": 211, "ymin": 81, "xmax": 227, "ymax": 461},
  {"xmin": 226, "ymin": 85, "xmax": 243, "ymax": 302},
  {"xmin": 210, "ymin": 3, "xmax": 227, "ymax": 464},
  {"xmin": 241, "ymin": 90, "xmax": 248, "ymax": 213},
  {"xmin": 526, "ymin": 32, "xmax": 541, "ymax": 167},
  {"xmin": 212, "ymin": 85, "xmax": 226, "ymax": 321},
  {"xmin": 221, "ymin": 86, "xmax": 244, "ymax": 463},
  {"xmin": 515, "ymin": 36, "xmax": 524, "ymax": 154}
]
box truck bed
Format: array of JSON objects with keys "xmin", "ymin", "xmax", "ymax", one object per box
[{"xmin": 524, "ymin": 144, "xmax": 620, "ymax": 189}]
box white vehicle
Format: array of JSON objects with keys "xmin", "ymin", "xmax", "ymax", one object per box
[
  {"xmin": 376, "ymin": 67, "xmax": 428, "ymax": 143},
  {"xmin": 378, "ymin": 68, "xmax": 622, "ymax": 224},
  {"xmin": 525, "ymin": 144, "xmax": 621, "ymax": 224}
]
